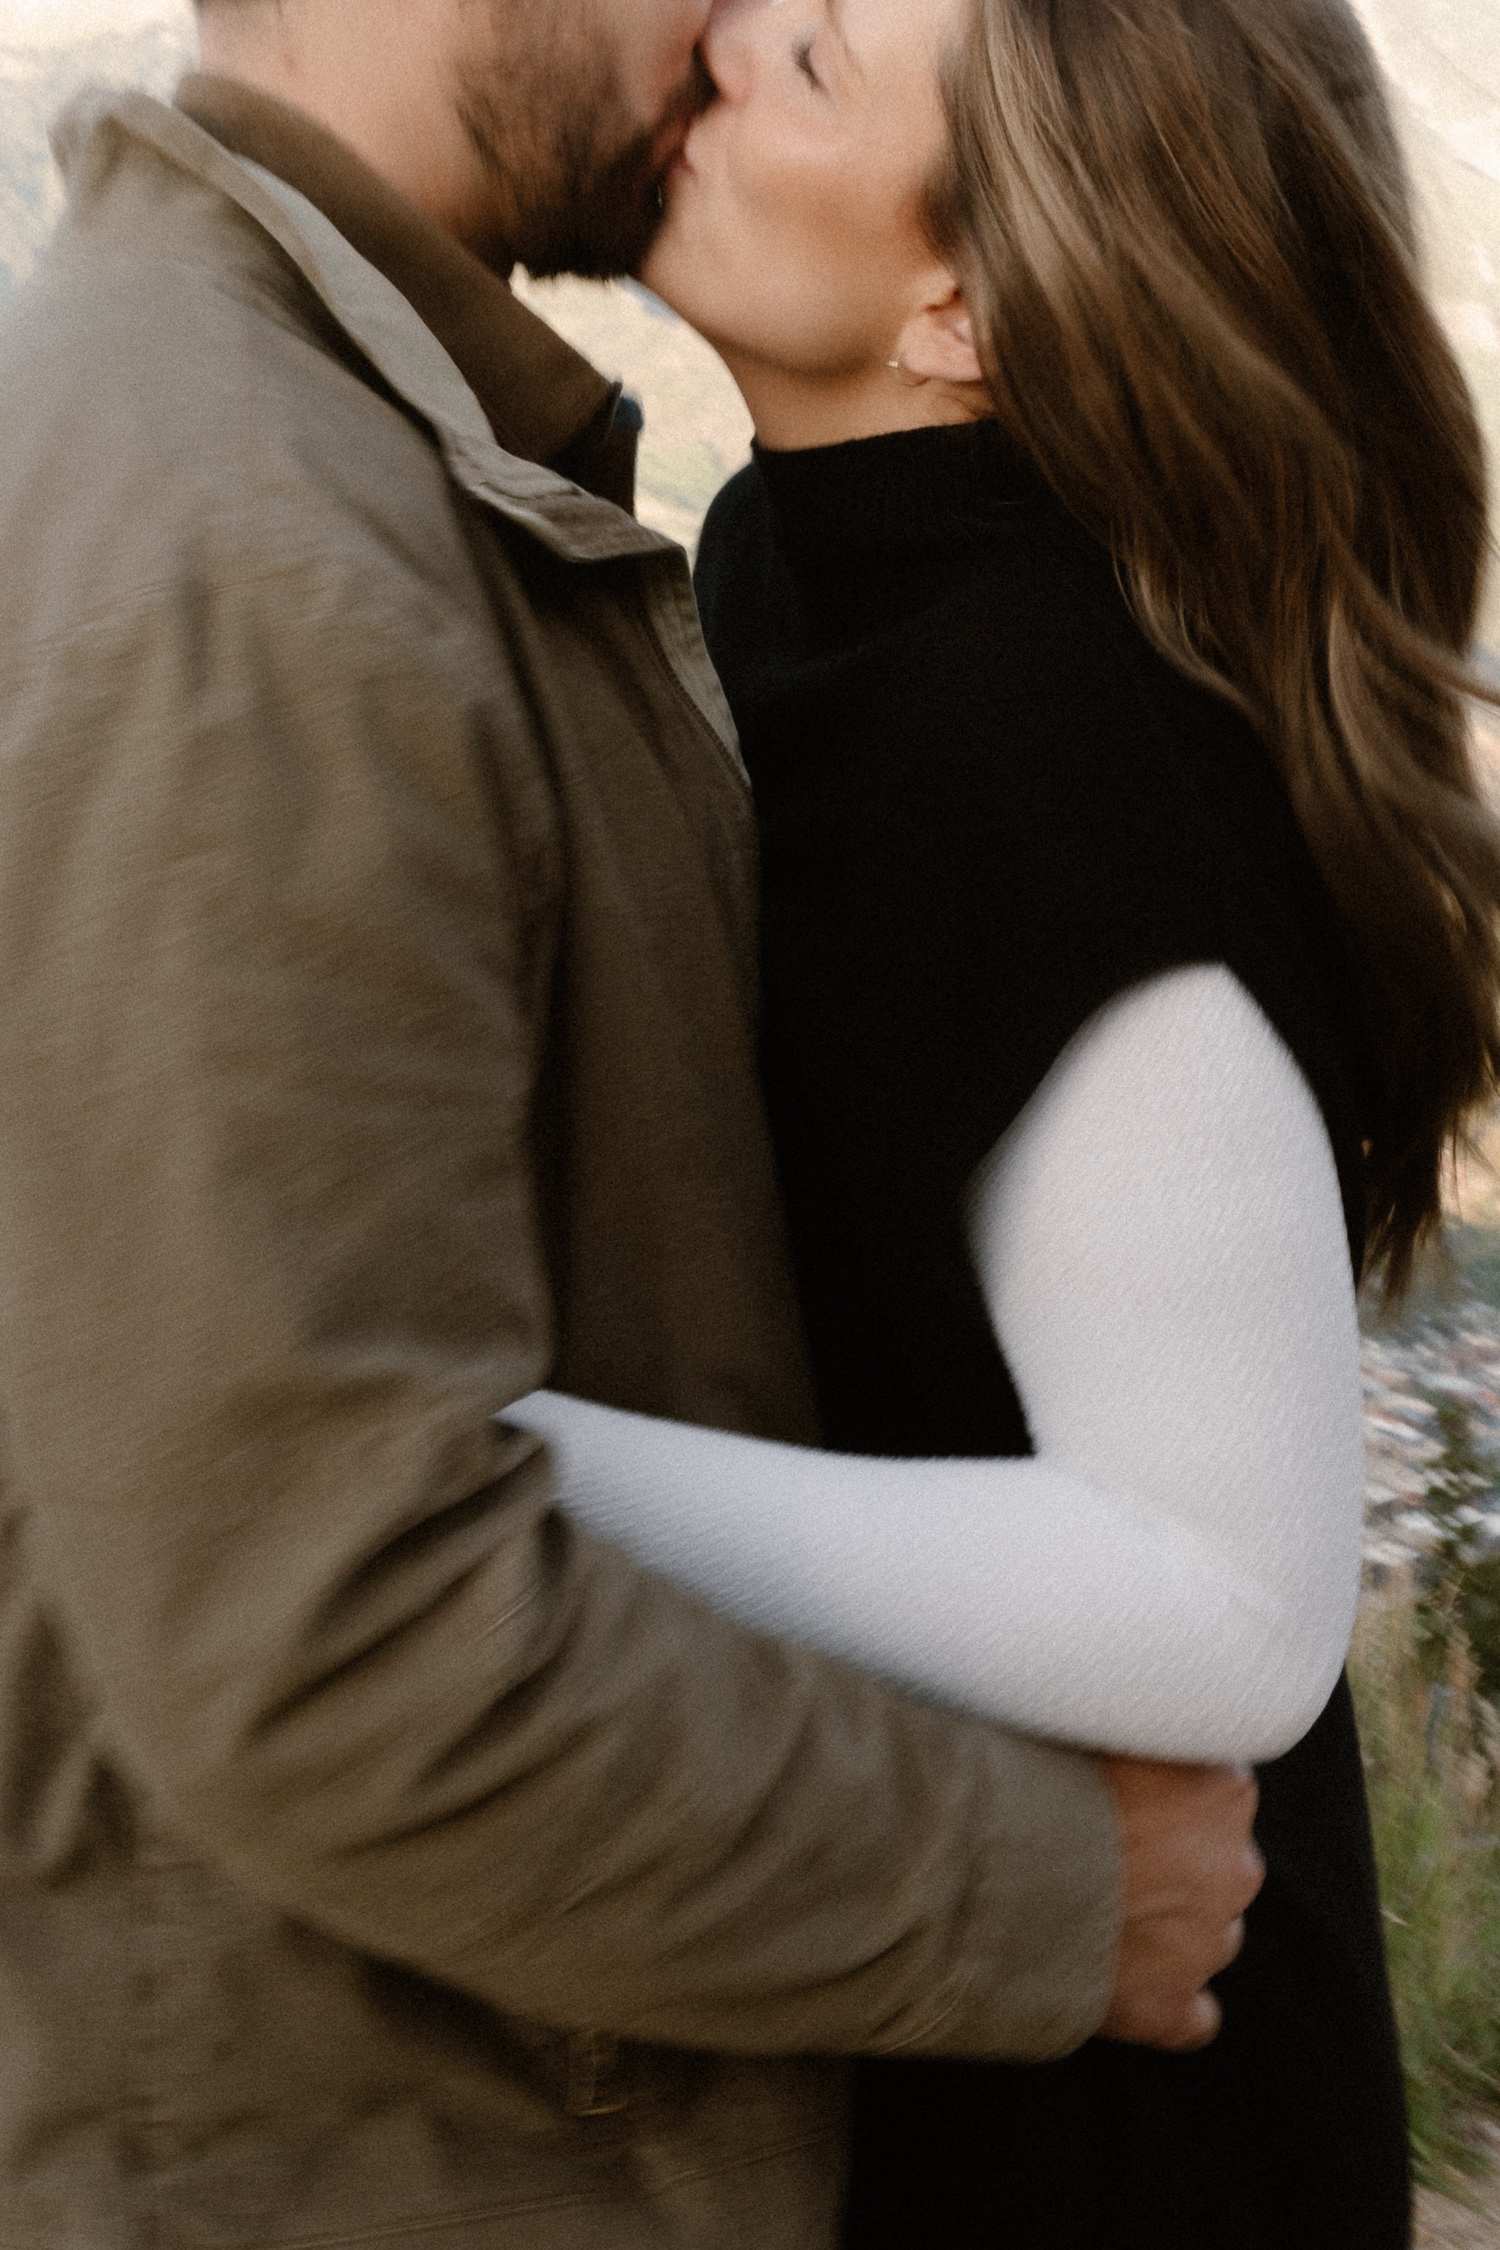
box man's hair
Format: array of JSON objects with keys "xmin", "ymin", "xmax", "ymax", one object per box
[{"xmin": 928, "ymin": 0, "xmax": 1499, "ymax": 1300}]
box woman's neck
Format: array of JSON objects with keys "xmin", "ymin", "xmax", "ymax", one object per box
[{"xmin": 720, "ymin": 350, "xmax": 988, "ymax": 454}]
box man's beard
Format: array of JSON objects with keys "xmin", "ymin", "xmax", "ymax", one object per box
[{"xmin": 457, "ymin": 23, "xmax": 712, "ymax": 281}]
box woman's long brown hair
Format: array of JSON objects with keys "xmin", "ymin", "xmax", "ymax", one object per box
[{"xmin": 928, "ymin": 0, "xmax": 1500, "ymax": 1301}]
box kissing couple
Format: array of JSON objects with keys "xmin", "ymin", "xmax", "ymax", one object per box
[{"xmin": 1, "ymin": 0, "xmax": 1492, "ymax": 2245}]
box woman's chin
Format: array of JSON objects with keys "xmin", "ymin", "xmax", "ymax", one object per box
[
  {"xmin": 636, "ymin": 178, "xmax": 716, "ymax": 316},
  {"xmin": 634, "ymin": 209, "xmax": 741, "ymax": 365}
]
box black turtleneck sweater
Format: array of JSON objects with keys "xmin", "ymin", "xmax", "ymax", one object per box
[{"xmin": 694, "ymin": 422, "xmax": 1409, "ymax": 2250}]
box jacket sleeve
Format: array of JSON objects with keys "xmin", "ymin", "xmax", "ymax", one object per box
[{"xmin": 0, "ymin": 539, "xmax": 1119, "ymax": 2064}]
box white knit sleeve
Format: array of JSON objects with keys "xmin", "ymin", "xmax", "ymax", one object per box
[{"xmin": 504, "ymin": 963, "xmax": 1366, "ymax": 1761}]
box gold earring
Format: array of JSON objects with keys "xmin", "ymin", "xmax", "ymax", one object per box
[{"xmin": 887, "ymin": 354, "xmax": 929, "ymax": 390}]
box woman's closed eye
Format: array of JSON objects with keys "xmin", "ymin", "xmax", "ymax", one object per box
[{"xmin": 793, "ymin": 36, "xmax": 827, "ymax": 91}]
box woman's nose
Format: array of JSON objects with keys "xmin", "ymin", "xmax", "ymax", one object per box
[{"xmin": 702, "ymin": 0, "xmax": 762, "ymax": 104}]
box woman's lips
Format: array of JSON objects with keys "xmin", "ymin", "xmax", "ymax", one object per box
[{"xmin": 674, "ymin": 107, "xmax": 718, "ymax": 182}]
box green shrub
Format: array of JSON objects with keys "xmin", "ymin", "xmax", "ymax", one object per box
[
  {"xmin": 1418, "ymin": 1396, "xmax": 1500, "ymax": 1702},
  {"xmin": 1350, "ymin": 1580, "xmax": 1500, "ymax": 2184}
]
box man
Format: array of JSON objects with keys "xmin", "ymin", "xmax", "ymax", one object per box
[{"xmin": 0, "ymin": 2, "xmax": 1262, "ymax": 2243}]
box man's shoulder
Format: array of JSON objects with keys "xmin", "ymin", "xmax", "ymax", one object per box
[{"xmin": 0, "ymin": 226, "xmax": 478, "ymax": 655}]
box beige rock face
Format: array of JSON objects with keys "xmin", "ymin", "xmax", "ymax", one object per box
[
  {"xmin": 512, "ymin": 274, "xmax": 751, "ymax": 555},
  {"xmin": 1353, "ymin": 0, "xmax": 1500, "ymax": 657}
]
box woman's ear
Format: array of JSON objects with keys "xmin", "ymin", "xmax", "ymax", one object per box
[{"xmin": 892, "ymin": 279, "xmax": 985, "ymax": 388}]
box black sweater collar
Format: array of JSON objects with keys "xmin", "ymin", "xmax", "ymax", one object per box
[
  {"xmin": 747, "ymin": 420, "xmax": 1050, "ymax": 651},
  {"xmin": 753, "ymin": 418, "xmax": 1045, "ymax": 563}
]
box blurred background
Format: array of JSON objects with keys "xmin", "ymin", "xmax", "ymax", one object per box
[{"xmin": 3, "ymin": 0, "xmax": 1500, "ymax": 2231}]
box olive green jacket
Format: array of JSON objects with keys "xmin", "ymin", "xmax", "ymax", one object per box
[{"xmin": 0, "ymin": 82, "xmax": 1119, "ymax": 2250}]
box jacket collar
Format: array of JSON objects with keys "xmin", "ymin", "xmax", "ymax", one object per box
[
  {"xmin": 51, "ymin": 86, "xmax": 671, "ymax": 567},
  {"xmin": 173, "ymin": 75, "xmax": 630, "ymax": 490}
]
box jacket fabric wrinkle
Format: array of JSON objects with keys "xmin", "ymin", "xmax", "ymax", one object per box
[{"xmin": 0, "ymin": 83, "xmax": 1120, "ymax": 2249}]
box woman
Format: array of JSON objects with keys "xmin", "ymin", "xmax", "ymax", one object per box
[{"xmin": 510, "ymin": 0, "xmax": 1500, "ymax": 2240}]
